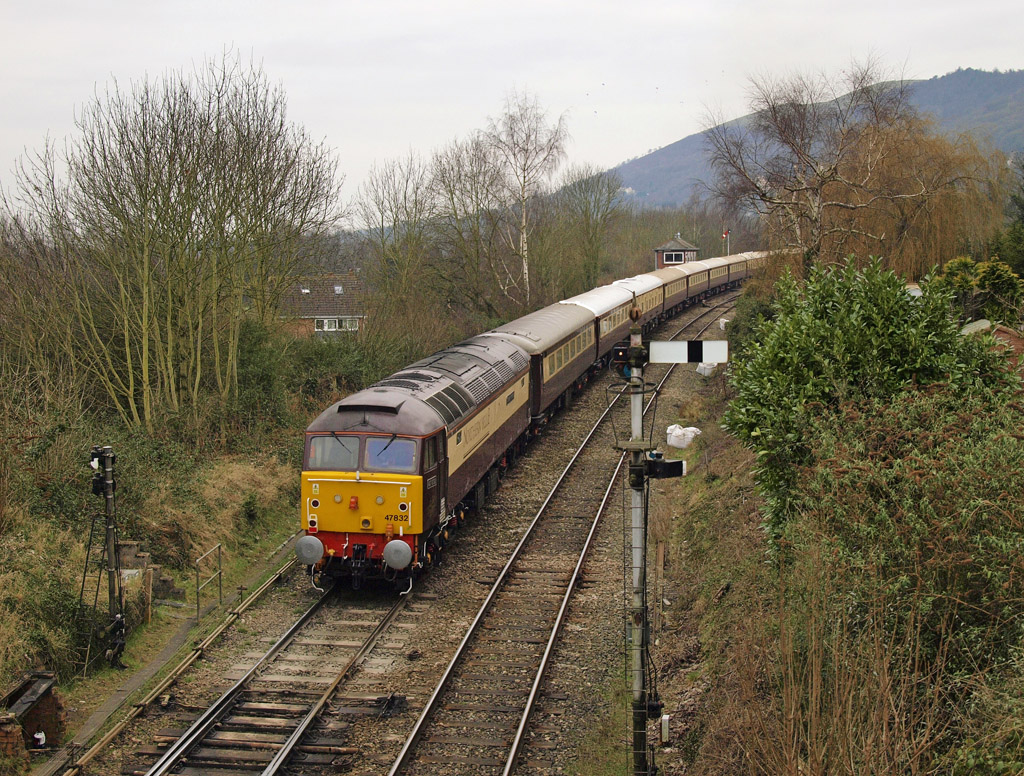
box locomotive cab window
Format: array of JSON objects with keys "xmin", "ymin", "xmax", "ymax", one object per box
[
  {"xmin": 423, "ymin": 437, "xmax": 437, "ymax": 470},
  {"xmin": 366, "ymin": 436, "xmax": 417, "ymax": 473},
  {"xmin": 307, "ymin": 434, "xmax": 360, "ymax": 470}
]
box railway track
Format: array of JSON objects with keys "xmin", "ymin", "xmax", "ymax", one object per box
[
  {"xmin": 72, "ymin": 293, "xmax": 737, "ymax": 776},
  {"xmin": 386, "ymin": 296, "xmax": 737, "ymax": 775},
  {"xmin": 120, "ymin": 588, "xmax": 422, "ymax": 776}
]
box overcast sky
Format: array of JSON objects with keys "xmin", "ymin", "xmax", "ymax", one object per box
[{"xmin": 2, "ymin": 0, "xmax": 1021, "ymax": 212}]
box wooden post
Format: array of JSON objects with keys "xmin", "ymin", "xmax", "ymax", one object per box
[{"xmin": 143, "ymin": 568, "xmax": 153, "ymax": 625}]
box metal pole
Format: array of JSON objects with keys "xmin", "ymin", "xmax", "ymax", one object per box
[
  {"xmin": 101, "ymin": 447, "xmax": 118, "ymax": 618},
  {"xmin": 627, "ymin": 324, "xmax": 649, "ymax": 775}
]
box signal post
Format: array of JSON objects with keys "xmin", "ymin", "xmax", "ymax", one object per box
[{"xmin": 613, "ymin": 315, "xmax": 727, "ymax": 775}]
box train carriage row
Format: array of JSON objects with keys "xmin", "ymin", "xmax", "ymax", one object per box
[{"xmin": 295, "ymin": 251, "xmax": 767, "ymax": 589}]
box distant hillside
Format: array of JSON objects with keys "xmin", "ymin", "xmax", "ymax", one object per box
[{"xmin": 615, "ymin": 68, "xmax": 1024, "ymax": 207}]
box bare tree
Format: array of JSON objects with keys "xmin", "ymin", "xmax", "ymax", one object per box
[
  {"xmin": 3, "ymin": 52, "xmax": 343, "ymax": 430},
  {"xmin": 705, "ymin": 61, "xmax": 999, "ymax": 274},
  {"xmin": 485, "ymin": 90, "xmax": 568, "ymax": 305},
  {"xmin": 428, "ymin": 136, "xmax": 506, "ymax": 319},
  {"xmin": 554, "ymin": 164, "xmax": 623, "ymax": 290},
  {"xmin": 358, "ymin": 151, "xmax": 435, "ymax": 301}
]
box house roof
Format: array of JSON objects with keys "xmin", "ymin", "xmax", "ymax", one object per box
[
  {"xmin": 280, "ymin": 271, "xmax": 367, "ymax": 318},
  {"xmin": 655, "ymin": 236, "xmax": 699, "ymax": 252}
]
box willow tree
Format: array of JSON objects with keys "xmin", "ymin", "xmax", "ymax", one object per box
[
  {"xmin": 705, "ymin": 61, "xmax": 1004, "ymax": 276},
  {"xmin": 4, "ymin": 53, "xmax": 343, "ymax": 430}
]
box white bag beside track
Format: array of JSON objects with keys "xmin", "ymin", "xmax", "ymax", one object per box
[
  {"xmin": 696, "ymin": 362, "xmax": 716, "ymax": 377},
  {"xmin": 666, "ymin": 425, "xmax": 701, "ymax": 449}
]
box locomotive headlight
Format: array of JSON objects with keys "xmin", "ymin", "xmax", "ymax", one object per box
[
  {"xmin": 376, "ymin": 495, "xmax": 384, "ymax": 505},
  {"xmin": 361, "ymin": 517, "xmax": 372, "ymax": 529}
]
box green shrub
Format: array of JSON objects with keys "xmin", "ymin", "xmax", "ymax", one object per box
[{"xmin": 723, "ymin": 257, "xmax": 1015, "ymax": 539}]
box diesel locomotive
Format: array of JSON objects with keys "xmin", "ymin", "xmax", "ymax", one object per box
[{"xmin": 294, "ymin": 251, "xmax": 766, "ymax": 589}]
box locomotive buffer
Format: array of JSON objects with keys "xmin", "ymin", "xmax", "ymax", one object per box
[{"xmin": 612, "ymin": 313, "xmax": 727, "ymax": 775}]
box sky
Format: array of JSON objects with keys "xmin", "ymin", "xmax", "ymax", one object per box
[{"xmin": 1, "ymin": 0, "xmax": 1021, "ymax": 214}]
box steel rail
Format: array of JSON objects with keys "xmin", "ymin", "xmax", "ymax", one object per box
[
  {"xmin": 56, "ymin": 555, "xmax": 300, "ymax": 776},
  {"xmin": 386, "ymin": 343, "xmax": 628, "ymax": 775},
  {"xmin": 260, "ymin": 594, "xmax": 409, "ymax": 775},
  {"xmin": 143, "ymin": 579, "xmax": 335, "ymax": 776},
  {"xmin": 387, "ymin": 294, "xmax": 739, "ymax": 775},
  {"xmin": 502, "ymin": 299, "xmax": 736, "ymax": 773}
]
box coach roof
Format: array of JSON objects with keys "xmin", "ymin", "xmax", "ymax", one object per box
[
  {"xmin": 559, "ymin": 284, "xmax": 633, "ymax": 317},
  {"xmin": 481, "ymin": 303, "xmax": 595, "ymax": 354}
]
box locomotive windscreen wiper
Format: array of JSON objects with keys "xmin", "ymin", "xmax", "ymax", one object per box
[{"xmin": 379, "ymin": 433, "xmax": 397, "ymax": 453}]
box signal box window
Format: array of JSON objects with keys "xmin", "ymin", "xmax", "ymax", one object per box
[
  {"xmin": 308, "ymin": 435, "xmax": 359, "ymax": 470},
  {"xmin": 366, "ymin": 437, "xmax": 417, "ymax": 473}
]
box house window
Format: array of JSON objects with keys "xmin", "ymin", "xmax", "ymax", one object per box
[
  {"xmin": 314, "ymin": 319, "xmax": 324, "ymax": 331},
  {"xmin": 340, "ymin": 317, "xmax": 359, "ymax": 331},
  {"xmin": 324, "ymin": 319, "xmax": 338, "ymax": 331}
]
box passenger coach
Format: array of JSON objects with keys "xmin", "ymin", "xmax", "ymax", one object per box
[{"xmin": 296, "ymin": 250, "xmax": 767, "ymax": 589}]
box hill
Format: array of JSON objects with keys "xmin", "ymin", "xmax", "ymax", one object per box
[{"xmin": 615, "ymin": 68, "xmax": 1024, "ymax": 207}]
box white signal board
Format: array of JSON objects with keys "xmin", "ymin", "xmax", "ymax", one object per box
[{"xmin": 648, "ymin": 340, "xmax": 728, "ymax": 364}]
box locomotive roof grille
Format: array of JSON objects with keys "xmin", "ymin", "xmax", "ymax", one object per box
[
  {"xmin": 394, "ymin": 371, "xmax": 438, "ymax": 382},
  {"xmin": 424, "ymin": 393, "xmax": 460, "ymax": 425},
  {"xmin": 509, "ymin": 351, "xmax": 528, "ymax": 371},
  {"xmin": 422, "ymin": 384, "xmax": 476, "ymax": 426},
  {"xmin": 481, "ymin": 369, "xmax": 505, "ymax": 391},
  {"xmin": 376, "ymin": 378, "xmax": 421, "ymax": 391},
  {"xmin": 464, "ymin": 377, "xmax": 491, "ymax": 402},
  {"xmin": 493, "ymin": 360, "xmax": 515, "ymax": 382}
]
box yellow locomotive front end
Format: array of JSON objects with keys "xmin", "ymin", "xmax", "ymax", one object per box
[{"xmin": 295, "ymin": 432, "xmax": 429, "ymax": 588}]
